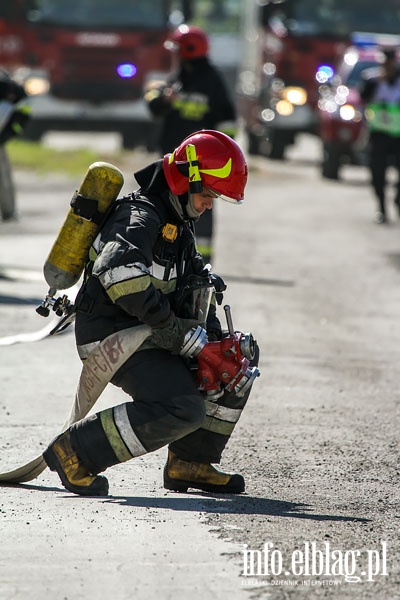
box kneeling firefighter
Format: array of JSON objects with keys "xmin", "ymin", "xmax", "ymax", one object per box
[{"xmin": 43, "ymin": 129, "xmax": 260, "ymax": 496}]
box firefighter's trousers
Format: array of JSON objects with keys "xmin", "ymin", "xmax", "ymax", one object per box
[{"xmin": 69, "ymin": 346, "xmax": 258, "ymax": 474}]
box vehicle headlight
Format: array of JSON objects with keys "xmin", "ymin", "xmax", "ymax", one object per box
[
  {"xmin": 282, "ymin": 86, "xmax": 307, "ymax": 106},
  {"xmin": 276, "ymin": 99, "xmax": 294, "ymax": 116},
  {"xmin": 339, "ymin": 104, "xmax": 356, "ymax": 121},
  {"xmin": 24, "ymin": 76, "xmax": 50, "ymax": 96}
]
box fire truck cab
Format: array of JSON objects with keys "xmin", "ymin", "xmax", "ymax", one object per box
[
  {"xmin": 0, "ymin": 0, "xmax": 243, "ymax": 150},
  {"xmin": 0, "ymin": 0, "xmax": 182, "ymax": 148}
]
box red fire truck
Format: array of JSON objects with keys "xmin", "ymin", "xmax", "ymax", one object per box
[
  {"xmin": 237, "ymin": 0, "xmax": 400, "ymax": 160},
  {"xmin": 0, "ymin": 0, "xmax": 190, "ymax": 148}
]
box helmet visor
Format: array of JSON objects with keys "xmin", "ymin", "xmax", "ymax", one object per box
[{"xmin": 205, "ymin": 187, "xmax": 243, "ymax": 205}]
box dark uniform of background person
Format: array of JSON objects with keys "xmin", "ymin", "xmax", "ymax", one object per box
[
  {"xmin": 360, "ymin": 48, "xmax": 400, "ymax": 224},
  {"xmin": 42, "ymin": 130, "xmax": 259, "ymax": 497},
  {"xmin": 145, "ymin": 24, "xmax": 237, "ymax": 263},
  {"xmin": 0, "ymin": 69, "xmax": 30, "ymax": 221}
]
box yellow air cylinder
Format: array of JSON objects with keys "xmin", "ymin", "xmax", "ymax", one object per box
[{"xmin": 43, "ymin": 162, "xmax": 124, "ymax": 291}]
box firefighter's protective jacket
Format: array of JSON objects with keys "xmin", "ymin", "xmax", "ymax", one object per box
[
  {"xmin": 75, "ymin": 160, "xmax": 220, "ymax": 349},
  {"xmin": 146, "ymin": 57, "xmax": 236, "ymax": 154}
]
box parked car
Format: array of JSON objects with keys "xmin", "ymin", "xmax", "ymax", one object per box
[{"xmin": 318, "ymin": 45, "xmax": 384, "ymax": 180}]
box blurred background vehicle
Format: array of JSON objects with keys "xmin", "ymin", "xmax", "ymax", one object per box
[
  {"xmin": 318, "ymin": 34, "xmax": 400, "ymax": 180},
  {"xmin": 0, "ymin": 0, "xmax": 242, "ymax": 150},
  {"xmin": 236, "ymin": 0, "xmax": 400, "ymax": 160},
  {"xmin": 4, "ymin": 0, "xmax": 399, "ymax": 167},
  {"xmin": 0, "ymin": 0, "xmax": 177, "ymax": 149}
]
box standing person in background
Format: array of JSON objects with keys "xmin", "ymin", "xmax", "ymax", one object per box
[
  {"xmin": 360, "ymin": 48, "xmax": 400, "ymax": 224},
  {"xmin": 0, "ymin": 69, "xmax": 30, "ymax": 221},
  {"xmin": 145, "ymin": 24, "xmax": 237, "ymax": 263}
]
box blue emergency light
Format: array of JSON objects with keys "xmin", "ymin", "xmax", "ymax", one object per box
[
  {"xmin": 316, "ymin": 64, "xmax": 334, "ymax": 83},
  {"xmin": 117, "ymin": 63, "xmax": 137, "ymax": 78}
]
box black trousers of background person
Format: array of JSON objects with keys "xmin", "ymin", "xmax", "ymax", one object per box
[{"xmin": 369, "ymin": 131, "xmax": 400, "ymax": 215}]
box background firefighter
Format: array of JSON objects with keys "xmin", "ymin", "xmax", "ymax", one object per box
[
  {"xmin": 0, "ymin": 69, "xmax": 30, "ymax": 221},
  {"xmin": 144, "ymin": 24, "xmax": 237, "ymax": 264},
  {"xmin": 43, "ymin": 130, "xmax": 260, "ymax": 497}
]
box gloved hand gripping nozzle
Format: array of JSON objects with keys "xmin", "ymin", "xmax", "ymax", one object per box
[{"xmin": 179, "ymin": 305, "xmax": 260, "ymax": 399}]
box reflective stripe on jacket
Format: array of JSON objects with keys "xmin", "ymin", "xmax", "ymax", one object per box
[{"xmin": 366, "ymin": 78, "xmax": 400, "ymax": 137}]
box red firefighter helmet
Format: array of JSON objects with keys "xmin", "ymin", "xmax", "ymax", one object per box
[
  {"xmin": 163, "ymin": 130, "xmax": 248, "ymax": 202},
  {"xmin": 165, "ymin": 24, "xmax": 209, "ymax": 60}
]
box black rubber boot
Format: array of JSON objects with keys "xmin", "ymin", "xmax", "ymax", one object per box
[
  {"xmin": 163, "ymin": 450, "xmax": 245, "ymax": 494},
  {"xmin": 43, "ymin": 430, "xmax": 109, "ymax": 496}
]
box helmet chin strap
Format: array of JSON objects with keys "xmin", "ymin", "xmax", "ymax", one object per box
[
  {"xmin": 169, "ymin": 192, "xmax": 199, "ymax": 221},
  {"xmin": 186, "ymin": 193, "xmax": 200, "ymax": 220}
]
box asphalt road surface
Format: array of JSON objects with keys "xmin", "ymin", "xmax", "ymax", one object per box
[{"xmin": 0, "ymin": 134, "xmax": 399, "ymax": 600}]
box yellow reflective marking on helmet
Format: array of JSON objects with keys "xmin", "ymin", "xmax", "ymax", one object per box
[
  {"xmin": 186, "ymin": 144, "xmax": 201, "ymax": 182},
  {"xmin": 186, "ymin": 144, "xmax": 202, "ymax": 192},
  {"xmin": 168, "ymin": 151, "xmax": 175, "ymax": 164},
  {"xmin": 200, "ymin": 158, "xmax": 232, "ymax": 179}
]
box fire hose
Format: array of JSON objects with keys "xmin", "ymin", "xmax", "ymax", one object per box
[{"xmin": 0, "ymin": 324, "xmax": 151, "ymax": 483}]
